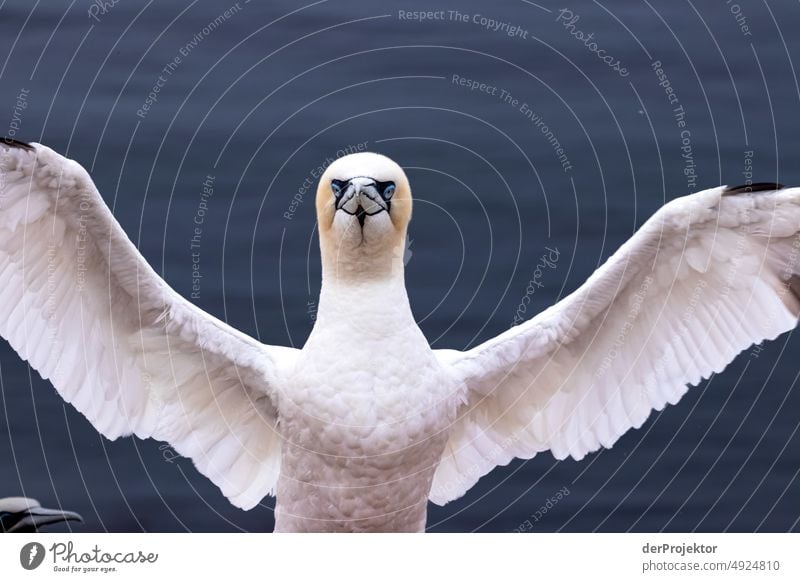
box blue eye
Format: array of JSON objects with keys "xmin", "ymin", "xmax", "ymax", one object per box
[
  {"xmin": 381, "ymin": 182, "xmax": 396, "ymax": 200},
  {"xmin": 331, "ymin": 180, "xmax": 347, "ymax": 197}
]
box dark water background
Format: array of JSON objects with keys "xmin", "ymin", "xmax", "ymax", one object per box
[{"xmin": 1, "ymin": 0, "xmax": 799, "ymax": 532}]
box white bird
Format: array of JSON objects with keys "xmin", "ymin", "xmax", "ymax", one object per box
[
  {"xmin": 1, "ymin": 138, "xmax": 799, "ymax": 532},
  {"xmin": 0, "ymin": 496, "xmax": 82, "ymax": 532}
]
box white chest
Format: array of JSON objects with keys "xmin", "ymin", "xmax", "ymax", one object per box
[
  {"xmin": 273, "ymin": 293, "xmax": 458, "ymax": 531},
  {"xmin": 282, "ymin": 317, "xmax": 454, "ymax": 456}
]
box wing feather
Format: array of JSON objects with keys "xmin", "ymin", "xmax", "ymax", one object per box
[
  {"xmin": 432, "ymin": 185, "xmax": 800, "ymax": 505},
  {"xmin": 0, "ymin": 141, "xmax": 296, "ymax": 510}
]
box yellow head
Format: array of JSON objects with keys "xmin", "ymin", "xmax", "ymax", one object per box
[{"xmin": 315, "ymin": 152, "xmax": 412, "ymax": 282}]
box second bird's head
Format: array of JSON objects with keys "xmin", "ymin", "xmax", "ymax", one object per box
[{"xmin": 315, "ymin": 152, "xmax": 412, "ymax": 279}]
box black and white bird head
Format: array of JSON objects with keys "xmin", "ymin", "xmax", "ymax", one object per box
[
  {"xmin": 316, "ymin": 152, "xmax": 413, "ymax": 280},
  {"xmin": 317, "ymin": 153, "xmax": 411, "ymax": 230},
  {"xmin": 0, "ymin": 497, "xmax": 83, "ymax": 533}
]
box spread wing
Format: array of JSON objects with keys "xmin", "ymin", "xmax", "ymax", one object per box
[
  {"xmin": 0, "ymin": 139, "xmax": 297, "ymax": 510},
  {"xmin": 431, "ymin": 183, "xmax": 800, "ymax": 505}
]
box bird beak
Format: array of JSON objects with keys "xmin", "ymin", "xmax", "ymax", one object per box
[
  {"xmin": 334, "ymin": 177, "xmax": 390, "ymax": 227},
  {"xmin": 5, "ymin": 507, "xmax": 83, "ymax": 532}
]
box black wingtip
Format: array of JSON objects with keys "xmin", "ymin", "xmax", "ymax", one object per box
[
  {"xmin": 723, "ymin": 182, "xmax": 784, "ymax": 195},
  {"xmin": 0, "ymin": 137, "xmax": 33, "ymax": 150}
]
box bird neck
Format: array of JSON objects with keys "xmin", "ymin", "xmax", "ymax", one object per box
[
  {"xmin": 319, "ymin": 228, "xmax": 408, "ymax": 284},
  {"xmin": 316, "ymin": 232, "xmax": 414, "ymax": 328}
]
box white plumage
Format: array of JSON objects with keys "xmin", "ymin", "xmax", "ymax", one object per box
[
  {"xmin": 1, "ymin": 139, "xmax": 798, "ymax": 531},
  {"xmin": 430, "ymin": 186, "xmax": 800, "ymax": 504},
  {"xmin": 0, "ymin": 140, "xmax": 291, "ymax": 511}
]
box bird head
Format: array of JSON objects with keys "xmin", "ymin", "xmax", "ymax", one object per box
[
  {"xmin": 316, "ymin": 152, "xmax": 412, "ymax": 281},
  {"xmin": 0, "ymin": 497, "xmax": 83, "ymax": 533}
]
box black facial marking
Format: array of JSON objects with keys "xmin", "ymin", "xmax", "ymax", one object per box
[
  {"xmin": 375, "ymin": 180, "xmax": 395, "ymax": 200},
  {"xmin": 376, "ymin": 180, "xmax": 395, "ymax": 212},
  {"xmin": 723, "ymin": 182, "xmax": 784, "ymax": 195},
  {"xmin": 331, "ymin": 179, "xmax": 348, "ymax": 199},
  {"xmin": 333, "ymin": 176, "xmax": 395, "ymax": 219}
]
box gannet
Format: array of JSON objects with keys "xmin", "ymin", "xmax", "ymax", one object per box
[
  {"xmin": 1, "ymin": 138, "xmax": 799, "ymax": 532},
  {"xmin": 0, "ymin": 497, "xmax": 82, "ymax": 532}
]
